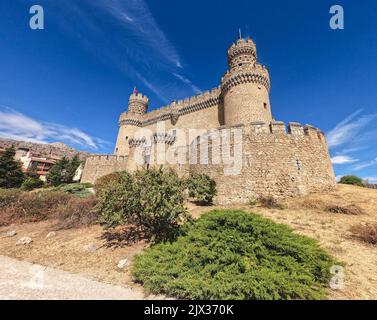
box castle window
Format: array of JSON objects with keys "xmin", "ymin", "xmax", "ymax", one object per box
[
  {"xmin": 172, "ymin": 130, "xmax": 177, "ymax": 136},
  {"xmin": 116, "ymin": 148, "xmax": 118, "ymax": 152},
  {"xmin": 238, "ymin": 63, "xmax": 243, "ymax": 67},
  {"xmin": 264, "ymin": 103, "xmax": 267, "ymax": 109}
]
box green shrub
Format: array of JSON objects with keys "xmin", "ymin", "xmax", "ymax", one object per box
[
  {"xmin": 46, "ymin": 155, "xmax": 82, "ymax": 187},
  {"xmin": 96, "ymin": 168, "xmax": 189, "ymax": 240},
  {"xmin": 133, "ymin": 210, "xmax": 339, "ymax": 300},
  {"xmin": 186, "ymin": 173, "xmax": 217, "ymax": 205},
  {"xmin": 94, "ymin": 172, "xmax": 123, "ymax": 194},
  {"xmin": 95, "ymin": 171, "xmax": 136, "ymax": 228},
  {"xmin": 21, "ymin": 177, "xmax": 44, "ymax": 191},
  {"xmin": 53, "ymin": 183, "xmax": 93, "ymax": 198},
  {"xmin": 339, "ymin": 175, "xmax": 364, "ymax": 187},
  {"xmin": 133, "ymin": 168, "xmax": 188, "ymax": 239}
]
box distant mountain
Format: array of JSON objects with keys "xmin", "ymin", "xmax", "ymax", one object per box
[{"xmin": 0, "ymin": 138, "xmax": 92, "ymax": 161}]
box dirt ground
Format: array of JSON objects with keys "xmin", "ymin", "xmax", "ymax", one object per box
[{"xmin": 0, "ymin": 184, "xmax": 376, "ymax": 300}]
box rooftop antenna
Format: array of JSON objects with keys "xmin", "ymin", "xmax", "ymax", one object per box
[{"xmin": 238, "ymin": 28, "xmax": 242, "ymax": 39}]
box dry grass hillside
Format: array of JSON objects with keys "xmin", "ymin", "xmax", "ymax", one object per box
[{"xmin": 1, "ymin": 184, "xmax": 376, "ymax": 299}]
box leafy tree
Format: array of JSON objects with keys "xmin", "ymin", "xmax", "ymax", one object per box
[
  {"xmin": 46, "ymin": 157, "xmax": 69, "ymax": 186},
  {"xmin": 66, "ymin": 155, "xmax": 82, "ymax": 181},
  {"xmin": 339, "ymin": 175, "xmax": 364, "ymax": 187},
  {"xmin": 20, "ymin": 163, "xmax": 44, "ymax": 191},
  {"xmin": 0, "ymin": 146, "xmax": 25, "ymax": 189},
  {"xmin": 96, "ymin": 168, "xmax": 189, "ymax": 240},
  {"xmin": 26, "ymin": 163, "xmax": 40, "ymax": 180},
  {"xmin": 186, "ymin": 173, "xmax": 217, "ymax": 205},
  {"xmin": 46, "ymin": 155, "xmax": 82, "ymax": 187}
]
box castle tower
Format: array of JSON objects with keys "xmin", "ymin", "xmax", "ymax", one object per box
[
  {"xmin": 115, "ymin": 90, "xmax": 149, "ymax": 156},
  {"xmin": 221, "ymin": 37, "xmax": 272, "ymax": 125}
]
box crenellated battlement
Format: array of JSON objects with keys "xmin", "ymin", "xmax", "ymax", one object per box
[
  {"xmin": 81, "ymin": 155, "xmax": 129, "ymax": 184},
  {"xmin": 85, "ymin": 155, "xmax": 128, "ymax": 162},
  {"xmin": 227, "ymin": 38, "xmax": 257, "ymax": 69},
  {"xmin": 248, "ymin": 121, "xmax": 325, "ymax": 140},
  {"xmin": 129, "ymin": 93, "xmax": 149, "ymax": 104},
  {"xmin": 86, "ymin": 34, "xmax": 335, "ymax": 202},
  {"xmin": 128, "ymin": 92, "xmax": 149, "ymax": 116},
  {"xmin": 187, "ymin": 121, "xmax": 325, "ymax": 142},
  {"xmin": 140, "ymin": 87, "xmax": 221, "ymax": 126}
]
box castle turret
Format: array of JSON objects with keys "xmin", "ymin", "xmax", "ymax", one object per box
[
  {"xmin": 115, "ymin": 90, "xmax": 149, "ymax": 156},
  {"xmin": 221, "ymin": 37, "xmax": 272, "ymax": 125}
]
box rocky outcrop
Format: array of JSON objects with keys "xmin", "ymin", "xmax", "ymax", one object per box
[{"xmin": 0, "ymin": 138, "xmax": 91, "ymax": 161}]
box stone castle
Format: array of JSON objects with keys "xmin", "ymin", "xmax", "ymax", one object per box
[{"xmin": 81, "ymin": 36, "xmax": 336, "ymax": 204}]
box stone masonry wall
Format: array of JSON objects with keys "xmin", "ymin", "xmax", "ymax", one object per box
[
  {"xmin": 81, "ymin": 155, "xmax": 128, "ymax": 184},
  {"xmin": 189, "ymin": 122, "xmax": 335, "ymax": 204}
]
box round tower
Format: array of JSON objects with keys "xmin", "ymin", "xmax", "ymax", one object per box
[
  {"xmin": 115, "ymin": 90, "xmax": 149, "ymax": 156},
  {"xmin": 221, "ymin": 37, "xmax": 272, "ymax": 125}
]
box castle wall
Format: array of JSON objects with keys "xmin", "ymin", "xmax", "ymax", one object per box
[
  {"xmin": 143, "ymin": 103, "xmax": 221, "ymax": 144},
  {"xmin": 189, "ymin": 122, "xmax": 335, "ymax": 204},
  {"xmin": 83, "ymin": 37, "xmax": 336, "ymax": 203},
  {"xmin": 81, "ymin": 155, "xmax": 128, "ymax": 184}
]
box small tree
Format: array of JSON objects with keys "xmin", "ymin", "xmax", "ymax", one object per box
[
  {"xmin": 46, "ymin": 155, "xmax": 82, "ymax": 187},
  {"xmin": 339, "ymin": 175, "xmax": 364, "ymax": 187},
  {"xmin": 96, "ymin": 168, "xmax": 189, "ymax": 241},
  {"xmin": 186, "ymin": 173, "xmax": 217, "ymax": 205},
  {"xmin": 0, "ymin": 146, "xmax": 25, "ymax": 189},
  {"xmin": 46, "ymin": 157, "xmax": 69, "ymax": 186},
  {"xmin": 66, "ymin": 155, "xmax": 82, "ymax": 181},
  {"xmin": 21, "ymin": 163, "xmax": 44, "ymax": 191},
  {"xmin": 133, "ymin": 168, "xmax": 188, "ymax": 239}
]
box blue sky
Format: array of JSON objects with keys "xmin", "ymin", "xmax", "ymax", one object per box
[{"xmin": 0, "ymin": 0, "xmax": 376, "ymax": 182}]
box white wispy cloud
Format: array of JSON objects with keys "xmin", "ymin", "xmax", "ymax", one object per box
[
  {"xmin": 173, "ymin": 73, "xmax": 202, "ymax": 94},
  {"xmin": 354, "ymin": 157, "xmax": 377, "ymax": 171},
  {"xmin": 331, "ymin": 155, "xmax": 358, "ymax": 164},
  {"xmin": 134, "ymin": 71, "xmax": 170, "ymax": 104},
  {"xmin": 0, "ymin": 107, "xmax": 106, "ymax": 150},
  {"xmin": 80, "ymin": 0, "xmax": 201, "ymax": 101},
  {"xmin": 94, "ymin": 0, "xmax": 182, "ymax": 68},
  {"xmin": 49, "ymin": 0, "xmax": 201, "ymax": 103},
  {"xmin": 327, "ymin": 109, "xmax": 377, "ymax": 149}
]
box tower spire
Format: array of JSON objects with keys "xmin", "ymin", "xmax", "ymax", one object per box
[{"xmin": 238, "ymin": 28, "xmax": 242, "ymax": 40}]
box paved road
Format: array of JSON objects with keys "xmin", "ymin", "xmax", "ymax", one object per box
[{"xmin": 0, "ymin": 255, "xmax": 157, "ymax": 300}]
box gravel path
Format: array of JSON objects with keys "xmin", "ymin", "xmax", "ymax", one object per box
[{"xmin": 0, "ymin": 255, "xmax": 157, "ymax": 300}]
